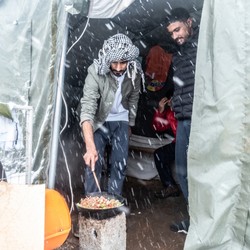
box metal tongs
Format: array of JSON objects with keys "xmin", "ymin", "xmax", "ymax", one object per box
[{"xmin": 92, "ymin": 170, "xmax": 101, "ymax": 192}]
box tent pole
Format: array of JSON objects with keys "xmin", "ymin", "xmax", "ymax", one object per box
[{"xmin": 48, "ymin": 13, "xmax": 69, "ymax": 189}]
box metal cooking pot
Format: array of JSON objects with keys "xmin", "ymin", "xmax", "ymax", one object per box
[{"xmin": 76, "ymin": 192, "xmax": 126, "ymax": 220}]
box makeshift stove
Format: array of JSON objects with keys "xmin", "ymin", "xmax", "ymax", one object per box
[
  {"xmin": 77, "ymin": 192, "xmax": 127, "ymax": 250},
  {"xmin": 79, "ymin": 212, "xmax": 126, "ymax": 250}
]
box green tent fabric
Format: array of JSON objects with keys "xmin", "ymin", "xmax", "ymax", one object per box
[{"xmin": 185, "ymin": 0, "xmax": 250, "ymax": 249}]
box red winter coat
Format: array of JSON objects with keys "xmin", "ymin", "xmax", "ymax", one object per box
[{"xmin": 152, "ymin": 108, "xmax": 177, "ymax": 139}]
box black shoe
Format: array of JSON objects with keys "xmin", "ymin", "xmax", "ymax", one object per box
[
  {"xmin": 170, "ymin": 219, "xmax": 189, "ymax": 234},
  {"xmin": 155, "ymin": 185, "xmax": 180, "ymax": 199}
]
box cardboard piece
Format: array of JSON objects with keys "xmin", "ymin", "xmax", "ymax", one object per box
[{"xmin": 0, "ymin": 182, "xmax": 45, "ymax": 249}]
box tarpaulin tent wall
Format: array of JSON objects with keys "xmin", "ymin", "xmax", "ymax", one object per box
[
  {"xmin": 0, "ymin": 0, "xmax": 67, "ymax": 184},
  {"xmin": 185, "ymin": 0, "xmax": 250, "ymax": 249}
]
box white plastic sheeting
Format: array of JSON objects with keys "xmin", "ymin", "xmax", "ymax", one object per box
[
  {"xmin": 88, "ymin": 0, "xmax": 135, "ymax": 18},
  {"xmin": 0, "ymin": 0, "xmax": 67, "ymax": 183},
  {"xmin": 185, "ymin": 0, "xmax": 250, "ymax": 249},
  {"xmin": 65, "ymin": 0, "xmax": 134, "ymax": 18}
]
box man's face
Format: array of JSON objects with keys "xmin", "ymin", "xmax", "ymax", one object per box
[
  {"xmin": 110, "ymin": 61, "xmax": 128, "ymax": 77},
  {"xmin": 167, "ymin": 19, "xmax": 192, "ymax": 46}
]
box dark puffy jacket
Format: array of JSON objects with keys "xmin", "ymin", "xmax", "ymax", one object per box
[{"xmin": 171, "ymin": 26, "xmax": 199, "ymax": 120}]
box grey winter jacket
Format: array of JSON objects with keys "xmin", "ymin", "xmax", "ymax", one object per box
[
  {"xmin": 171, "ymin": 26, "xmax": 199, "ymax": 120},
  {"xmin": 80, "ymin": 63, "xmax": 142, "ymax": 131}
]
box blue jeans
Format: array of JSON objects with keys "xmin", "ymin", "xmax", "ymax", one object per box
[
  {"xmin": 175, "ymin": 120, "xmax": 191, "ymax": 203},
  {"xmin": 84, "ymin": 121, "xmax": 129, "ymax": 195}
]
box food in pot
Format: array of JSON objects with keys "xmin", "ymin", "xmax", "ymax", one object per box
[{"xmin": 79, "ymin": 196, "xmax": 123, "ymax": 209}]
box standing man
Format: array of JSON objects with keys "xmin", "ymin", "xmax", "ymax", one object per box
[
  {"xmin": 80, "ymin": 33, "xmax": 144, "ymax": 195},
  {"xmin": 166, "ymin": 8, "xmax": 199, "ymax": 233}
]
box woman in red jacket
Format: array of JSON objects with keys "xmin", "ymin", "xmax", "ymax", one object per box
[{"xmin": 152, "ymin": 97, "xmax": 180, "ymax": 198}]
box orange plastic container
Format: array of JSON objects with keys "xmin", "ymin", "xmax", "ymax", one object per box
[{"xmin": 44, "ymin": 189, "xmax": 71, "ymax": 250}]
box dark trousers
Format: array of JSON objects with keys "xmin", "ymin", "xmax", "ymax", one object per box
[
  {"xmin": 84, "ymin": 121, "xmax": 129, "ymax": 195},
  {"xmin": 154, "ymin": 142, "xmax": 176, "ymax": 187},
  {"xmin": 175, "ymin": 119, "xmax": 191, "ymax": 202}
]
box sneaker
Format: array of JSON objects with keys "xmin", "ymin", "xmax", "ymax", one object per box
[
  {"xmin": 154, "ymin": 185, "xmax": 180, "ymax": 199},
  {"xmin": 170, "ymin": 219, "xmax": 189, "ymax": 234}
]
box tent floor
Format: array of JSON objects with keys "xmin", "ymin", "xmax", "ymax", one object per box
[{"xmin": 58, "ymin": 176, "xmax": 188, "ymax": 250}]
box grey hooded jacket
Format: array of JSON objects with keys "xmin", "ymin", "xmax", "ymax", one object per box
[{"xmin": 80, "ymin": 63, "xmax": 141, "ymax": 131}]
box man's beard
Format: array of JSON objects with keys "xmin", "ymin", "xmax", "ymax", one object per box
[
  {"xmin": 175, "ymin": 28, "xmax": 192, "ymax": 45},
  {"xmin": 112, "ymin": 70, "xmax": 126, "ymax": 77},
  {"xmin": 175, "ymin": 37, "xmax": 186, "ymax": 45}
]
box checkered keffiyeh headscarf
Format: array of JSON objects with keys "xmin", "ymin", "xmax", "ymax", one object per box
[{"xmin": 94, "ymin": 33, "xmax": 145, "ymax": 86}]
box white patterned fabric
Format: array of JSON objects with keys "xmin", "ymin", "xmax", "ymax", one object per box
[{"xmin": 94, "ymin": 33, "xmax": 144, "ymax": 85}]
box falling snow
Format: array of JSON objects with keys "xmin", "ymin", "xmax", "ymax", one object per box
[{"xmin": 1, "ymin": 0, "xmax": 204, "ymax": 249}]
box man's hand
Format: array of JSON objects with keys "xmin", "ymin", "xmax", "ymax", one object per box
[
  {"xmin": 83, "ymin": 147, "xmax": 98, "ymax": 172},
  {"xmin": 81, "ymin": 121, "xmax": 98, "ymax": 171}
]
